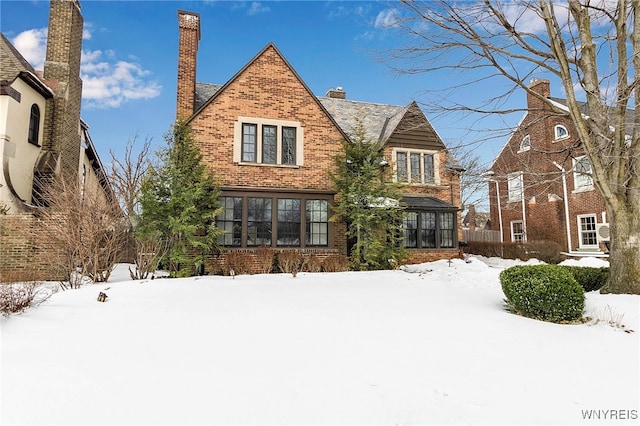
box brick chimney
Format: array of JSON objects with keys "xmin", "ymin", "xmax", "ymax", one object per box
[
  {"xmin": 527, "ymin": 78, "xmax": 550, "ymax": 110},
  {"xmin": 326, "ymin": 87, "xmax": 346, "ymax": 99},
  {"xmin": 41, "ymin": 0, "xmax": 84, "ymax": 180},
  {"xmin": 177, "ymin": 10, "xmax": 200, "ymax": 119}
]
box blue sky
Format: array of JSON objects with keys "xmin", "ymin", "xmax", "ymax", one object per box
[{"xmin": 1, "ymin": 0, "xmax": 528, "ymax": 172}]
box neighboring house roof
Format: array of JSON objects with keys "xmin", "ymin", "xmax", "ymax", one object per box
[
  {"xmin": 0, "ymin": 32, "xmax": 36, "ymax": 78},
  {"xmin": 549, "ymin": 96, "xmax": 636, "ymax": 136},
  {"xmin": 0, "ymin": 33, "xmax": 53, "ymax": 98}
]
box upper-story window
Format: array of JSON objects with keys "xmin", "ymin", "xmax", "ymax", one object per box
[
  {"xmin": 507, "ymin": 171, "xmax": 524, "ymax": 202},
  {"xmin": 394, "ymin": 148, "xmax": 437, "ymax": 185},
  {"xmin": 28, "ymin": 104, "xmax": 40, "ymax": 145},
  {"xmin": 234, "ymin": 117, "xmax": 303, "ymax": 166},
  {"xmin": 554, "ymin": 125, "xmax": 569, "ymax": 140},
  {"xmin": 573, "ymin": 156, "xmax": 593, "ymax": 190},
  {"xmin": 519, "ymin": 135, "xmax": 530, "ymax": 152}
]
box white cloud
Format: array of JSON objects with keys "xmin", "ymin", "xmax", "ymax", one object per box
[
  {"xmin": 247, "ymin": 2, "xmax": 270, "ymax": 16},
  {"xmin": 12, "ymin": 28, "xmax": 47, "ymax": 70},
  {"xmin": 374, "ymin": 8, "xmax": 400, "ymax": 29},
  {"xmin": 11, "ymin": 28, "xmax": 161, "ymax": 110}
]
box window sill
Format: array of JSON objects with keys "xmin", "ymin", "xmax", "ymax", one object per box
[
  {"xmin": 572, "ymin": 187, "xmax": 594, "ymax": 194},
  {"xmin": 236, "ymin": 161, "xmax": 300, "ymax": 169},
  {"xmin": 27, "ymin": 141, "xmax": 41, "ymax": 148},
  {"xmin": 553, "ymin": 136, "xmax": 570, "ymax": 143},
  {"xmin": 517, "ymin": 148, "xmax": 530, "ymax": 153}
]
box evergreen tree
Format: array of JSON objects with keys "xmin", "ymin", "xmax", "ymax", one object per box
[
  {"xmin": 330, "ymin": 118, "xmax": 407, "ymax": 270},
  {"xmin": 138, "ymin": 120, "xmax": 222, "ymax": 277}
]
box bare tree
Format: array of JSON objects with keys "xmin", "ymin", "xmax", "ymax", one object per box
[
  {"xmin": 109, "ymin": 136, "xmax": 165, "ymax": 279},
  {"xmin": 382, "ymin": 0, "xmax": 638, "ymax": 294},
  {"xmin": 33, "ymin": 173, "xmax": 125, "ymax": 288}
]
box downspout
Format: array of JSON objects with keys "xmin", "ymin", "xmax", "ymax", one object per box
[
  {"xmin": 553, "ymin": 161, "xmax": 572, "ymax": 253},
  {"xmin": 521, "ymin": 178, "xmax": 527, "ymax": 242}
]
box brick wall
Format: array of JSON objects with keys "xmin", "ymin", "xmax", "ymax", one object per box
[
  {"xmin": 0, "ymin": 214, "xmax": 49, "ymax": 280},
  {"xmin": 489, "ymin": 79, "xmax": 608, "ymax": 252},
  {"xmin": 177, "ymin": 10, "xmax": 200, "ymax": 119}
]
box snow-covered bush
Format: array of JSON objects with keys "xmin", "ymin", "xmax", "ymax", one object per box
[
  {"xmin": 0, "ymin": 281, "xmax": 55, "ymax": 316},
  {"xmin": 500, "ymin": 265, "xmax": 585, "ymax": 322},
  {"xmin": 561, "ymin": 266, "xmax": 609, "ymax": 292}
]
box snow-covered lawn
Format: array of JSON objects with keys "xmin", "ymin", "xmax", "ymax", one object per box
[{"xmin": 1, "ymin": 256, "xmax": 638, "ymax": 425}]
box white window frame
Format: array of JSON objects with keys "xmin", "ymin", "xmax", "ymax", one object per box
[
  {"xmin": 233, "ymin": 117, "xmax": 304, "ymax": 167},
  {"xmin": 507, "ymin": 172, "xmax": 524, "ymax": 202},
  {"xmin": 518, "ymin": 135, "xmax": 530, "ymax": 152},
  {"xmin": 577, "ymin": 214, "xmax": 598, "ymax": 249},
  {"xmin": 554, "ymin": 124, "xmax": 569, "ymax": 141},
  {"xmin": 572, "ymin": 156, "xmax": 593, "ymax": 191},
  {"xmin": 392, "ymin": 148, "xmax": 440, "ymax": 185},
  {"xmin": 510, "ymin": 220, "xmax": 525, "ymax": 243}
]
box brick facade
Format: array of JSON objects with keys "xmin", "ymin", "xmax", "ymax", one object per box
[
  {"xmin": 177, "ymin": 11, "xmax": 463, "ymax": 270},
  {"xmin": 489, "ymin": 79, "xmax": 608, "ymax": 254}
]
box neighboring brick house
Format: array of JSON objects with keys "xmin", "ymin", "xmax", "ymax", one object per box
[
  {"xmin": 487, "ymin": 78, "xmax": 617, "ymax": 256},
  {"xmin": 176, "ymin": 10, "xmax": 463, "ymax": 268},
  {"xmin": 0, "ymin": 0, "xmax": 112, "ymax": 276}
]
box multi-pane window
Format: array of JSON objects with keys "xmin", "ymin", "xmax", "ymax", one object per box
[
  {"xmin": 28, "ymin": 104, "xmax": 40, "ymax": 145},
  {"xmin": 573, "ymin": 156, "xmax": 593, "ymax": 190},
  {"xmin": 282, "ymin": 127, "xmax": 296, "ymax": 165},
  {"xmin": 306, "ymin": 200, "xmax": 328, "ymax": 246},
  {"xmin": 511, "ymin": 221, "xmax": 525, "ymax": 243},
  {"xmin": 216, "ymin": 197, "xmax": 243, "ymax": 246},
  {"xmin": 578, "ymin": 215, "xmax": 598, "ymax": 248},
  {"xmin": 397, "ymin": 152, "xmax": 408, "ymax": 181},
  {"xmin": 277, "ymin": 198, "xmax": 301, "ymax": 246},
  {"xmin": 242, "ymin": 124, "xmax": 257, "ymax": 162},
  {"xmin": 519, "ymin": 135, "xmax": 531, "ymax": 152},
  {"xmin": 410, "ymin": 153, "xmax": 421, "ymax": 183},
  {"xmin": 507, "ymin": 172, "xmax": 524, "ymax": 202},
  {"xmin": 395, "ymin": 149, "xmax": 436, "ymax": 184},
  {"xmin": 247, "ymin": 197, "xmax": 272, "ymax": 246},
  {"xmin": 403, "ymin": 213, "xmax": 418, "ymax": 248},
  {"xmin": 439, "ymin": 212, "xmax": 455, "ymax": 248},
  {"xmin": 403, "ymin": 210, "xmax": 456, "ymax": 249},
  {"xmin": 262, "ymin": 125, "xmax": 277, "ymax": 164},
  {"xmin": 555, "ymin": 125, "xmax": 568, "ymax": 140},
  {"xmin": 218, "ymin": 195, "xmax": 329, "ymax": 248},
  {"xmin": 237, "ymin": 118, "xmax": 302, "ymax": 166}
]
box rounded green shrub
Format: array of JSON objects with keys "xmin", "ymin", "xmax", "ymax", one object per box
[
  {"xmin": 500, "ymin": 265, "xmax": 585, "ymax": 322},
  {"xmin": 560, "ymin": 266, "xmax": 609, "ymax": 292}
]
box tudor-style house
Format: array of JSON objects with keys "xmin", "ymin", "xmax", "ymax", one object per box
[
  {"xmin": 176, "ymin": 10, "xmax": 463, "ymax": 268},
  {"xmin": 487, "ymin": 78, "xmax": 619, "ymax": 256},
  {"xmin": 0, "ymin": 0, "xmax": 112, "ymax": 276}
]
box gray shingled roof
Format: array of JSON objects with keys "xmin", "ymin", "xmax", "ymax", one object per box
[
  {"xmin": 1, "ymin": 32, "xmax": 36, "ymax": 81},
  {"xmin": 195, "ymin": 82, "xmax": 222, "ymax": 111},
  {"xmin": 550, "ymin": 96, "xmax": 635, "ymax": 136},
  {"xmin": 318, "ymin": 97, "xmax": 407, "ymax": 143}
]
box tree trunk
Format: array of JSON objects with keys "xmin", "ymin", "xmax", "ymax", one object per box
[{"xmin": 602, "ymin": 198, "xmax": 640, "ymax": 294}]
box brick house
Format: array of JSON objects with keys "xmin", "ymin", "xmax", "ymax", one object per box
[
  {"xmin": 176, "ymin": 10, "xmax": 463, "ymax": 269},
  {"xmin": 487, "ymin": 78, "xmax": 616, "ymax": 256},
  {"xmin": 0, "ymin": 0, "xmax": 112, "ymax": 276}
]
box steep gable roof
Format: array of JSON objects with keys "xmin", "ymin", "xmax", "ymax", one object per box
[
  {"xmin": 0, "ymin": 32, "xmax": 53, "ymax": 98},
  {"xmin": 188, "ymin": 42, "xmax": 349, "ymax": 141},
  {"xmin": 0, "ymin": 32, "xmax": 36, "ymax": 79}
]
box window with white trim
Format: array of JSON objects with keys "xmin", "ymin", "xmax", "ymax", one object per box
[
  {"xmin": 519, "ymin": 135, "xmax": 530, "ymax": 152},
  {"xmin": 554, "ymin": 125, "xmax": 569, "ymax": 140},
  {"xmin": 573, "ymin": 156, "xmax": 593, "ymax": 190},
  {"xmin": 394, "ymin": 149, "xmax": 437, "ymax": 184},
  {"xmin": 234, "ymin": 117, "xmax": 303, "ymax": 166},
  {"xmin": 507, "ymin": 172, "xmax": 524, "ymax": 202},
  {"xmin": 510, "ymin": 220, "xmax": 525, "ymax": 243},
  {"xmin": 578, "ymin": 214, "xmax": 598, "ymax": 248}
]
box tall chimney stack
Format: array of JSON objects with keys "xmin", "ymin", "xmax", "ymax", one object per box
[
  {"xmin": 42, "ymin": 0, "xmax": 83, "ymax": 180},
  {"xmin": 177, "ymin": 10, "xmax": 200, "ymax": 119}
]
